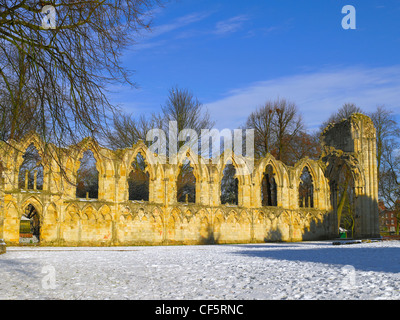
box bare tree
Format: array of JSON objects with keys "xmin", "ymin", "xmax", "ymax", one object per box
[
  {"xmin": 160, "ymin": 86, "xmax": 215, "ymax": 153},
  {"xmin": 369, "ymin": 105, "xmax": 400, "ymax": 183},
  {"xmin": 370, "ymin": 106, "xmax": 400, "ymax": 232},
  {"xmin": 320, "ymin": 103, "xmax": 364, "ymax": 131},
  {"xmin": 0, "ymin": 0, "xmax": 161, "ymax": 146},
  {"xmin": 286, "ymin": 131, "xmax": 321, "ymax": 165},
  {"xmin": 379, "ymin": 140, "xmax": 400, "ymax": 209},
  {"xmin": 244, "ymin": 98, "xmax": 305, "ymax": 164},
  {"xmin": 0, "ymin": 45, "xmax": 41, "ymax": 141},
  {"xmin": 245, "ymin": 101, "xmax": 275, "ymax": 158},
  {"xmin": 272, "ymin": 99, "xmax": 304, "ymax": 162},
  {"xmin": 104, "ymin": 112, "xmax": 158, "ymax": 150},
  {"xmin": 105, "ymin": 86, "xmax": 215, "ymax": 152}
]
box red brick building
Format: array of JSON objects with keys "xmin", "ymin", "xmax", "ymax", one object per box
[{"xmin": 379, "ymin": 200, "xmax": 399, "ymax": 234}]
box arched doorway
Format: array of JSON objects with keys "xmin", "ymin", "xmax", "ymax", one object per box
[{"xmin": 19, "ymin": 204, "xmax": 40, "ymax": 244}]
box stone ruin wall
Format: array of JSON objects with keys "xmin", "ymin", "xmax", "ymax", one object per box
[{"xmin": 0, "ymin": 114, "xmax": 380, "ymax": 247}]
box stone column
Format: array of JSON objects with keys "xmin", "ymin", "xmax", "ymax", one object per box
[
  {"xmin": 356, "ymin": 116, "xmax": 379, "ymax": 238},
  {"xmin": 25, "ymin": 170, "xmax": 29, "ymax": 189},
  {"xmin": 33, "ymin": 170, "xmax": 38, "ymax": 190}
]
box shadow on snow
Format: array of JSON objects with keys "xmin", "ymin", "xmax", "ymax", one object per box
[{"xmin": 230, "ymin": 242, "xmax": 400, "ymax": 274}]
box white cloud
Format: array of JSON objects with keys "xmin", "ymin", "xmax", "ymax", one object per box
[
  {"xmin": 204, "ymin": 65, "xmax": 400, "ymax": 131},
  {"xmin": 132, "ymin": 12, "xmax": 251, "ymax": 52},
  {"xmin": 214, "ymin": 15, "xmax": 249, "ymax": 35},
  {"xmin": 132, "ymin": 11, "xmax": 214, "ymax": 51},
  {"xmin": 152, "ymin": 12, "xmax": 213, "ymax": 37}
]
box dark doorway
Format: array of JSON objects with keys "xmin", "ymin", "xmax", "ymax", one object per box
[{"xmin": 19, "ymin": 204, "xmax": 40, "ymax": 244}]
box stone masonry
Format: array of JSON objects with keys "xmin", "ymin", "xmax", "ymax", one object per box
[{"xmin": 0, "ymin": 113, "xmax": 379, "ymax": 246}]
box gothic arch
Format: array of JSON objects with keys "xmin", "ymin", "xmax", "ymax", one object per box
[
  {"xmin": 127, "ymin": 152, "xmax": 150, "ymax": 202},
  {"xmin": 125, "ymin": 142, "xmax": 158, "ymax": 181},
  {"xmin": 175, "ymin": 148, "xmax": 210, "ymax": 182},
  {"xmin": 217, "ymin": 151, "xmax": 251, "ymax": 186},
  {"xmin": 324, "ymin": 154, "xmax": 365, "ymax": 191},
  {"xmin": 169, "ymin": 207, "xmax": 183, "ymax": 224},
  {"xmin": 15, "ymin": 132, "xmax": 47, "ymax": 169},
  {"xmin": 256, "ymin": 154, "xmax": 288, "ymax": 189},
  {"xmin": 217, "ymin": 152, "xmax": 252, "ymax": 207},
  {"xmin": 5, "ymin": 201, "xmax": 19, "ymax": 220},
  {"xmin": 65, "ymin": 203, "xmax": 80, "ymax": 218},
  {"xmin": 98, "ymin": 204, "xmax": 112, "ymax": 221},
  {"xmin": 293, "ymin": 158, "xmax": 318, "ymax": 186},
  {"xmin": 44, "ymin": 202, "xmax": 58, "ymax": 220},
  {"xmin": 82, "ymin": 204, "xmax": 97, "ymax": 220},
  {"xmin": 16, "ymin": 141, "xmax": 46, "ymax": 190},
  {"xmin": 73, "ymin": 137, "xmax": 106, "ymax": 176},
  {"xmin": 21, "ymin": 196, "xmax": 43, "ymax": 220}
]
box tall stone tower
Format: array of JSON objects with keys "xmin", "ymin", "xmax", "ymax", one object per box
[{"xmin": 321, "ymin": 113, "xmax": 379, "ymax": 238}]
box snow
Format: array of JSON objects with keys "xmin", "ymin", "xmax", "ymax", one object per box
[{"xmin": 1, "ymin": 241, "xmax": 400, "ymax": 300}]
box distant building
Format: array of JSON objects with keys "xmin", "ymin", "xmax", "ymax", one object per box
[{"xmin": 379, "ymin": 200, "xmax": 399, "ymax": 234}]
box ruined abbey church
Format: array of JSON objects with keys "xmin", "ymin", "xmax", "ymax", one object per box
[{"xmin": 0, "ymin": 113, "xmax": 379, "ymax": 246}]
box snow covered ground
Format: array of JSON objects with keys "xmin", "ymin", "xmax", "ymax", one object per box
[{"xmin": 0, "ymin": 241, "xmax": 400, "ymax": 300}]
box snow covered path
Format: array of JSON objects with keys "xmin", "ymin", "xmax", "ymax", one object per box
[{"xmin": 1, "ymin": 241, "xmax": 400, "ymax": 300}]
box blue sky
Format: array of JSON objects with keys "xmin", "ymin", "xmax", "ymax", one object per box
[{"xmin": 110, "ymin": 0, "xmax": 400, "ymax": 131}]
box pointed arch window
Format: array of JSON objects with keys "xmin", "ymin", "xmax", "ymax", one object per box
[
  {"xmin": 128, "ymin": 152, "xmax": 149, "ymax": 201},
  {"xmin": 177, "ymin": 158, "xmax": 196, "ymax": 203},
  {"xmin": 262, "ymin": 164, "xmax": 277, "ymax": 207},
  {"xmin": 220, "ymin": 161, "xmax": 238, "ymax": 205},
  {"xmin": 299, "ymin": 167, "xmax": 314, "ymax": 208},
  {"xmin": 18, "ymin": 144, "xmax": 44, "ymax": 190},
  {"xmin": 76, "ymin": 150, "xmax": 99, "ymax": 199}
]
